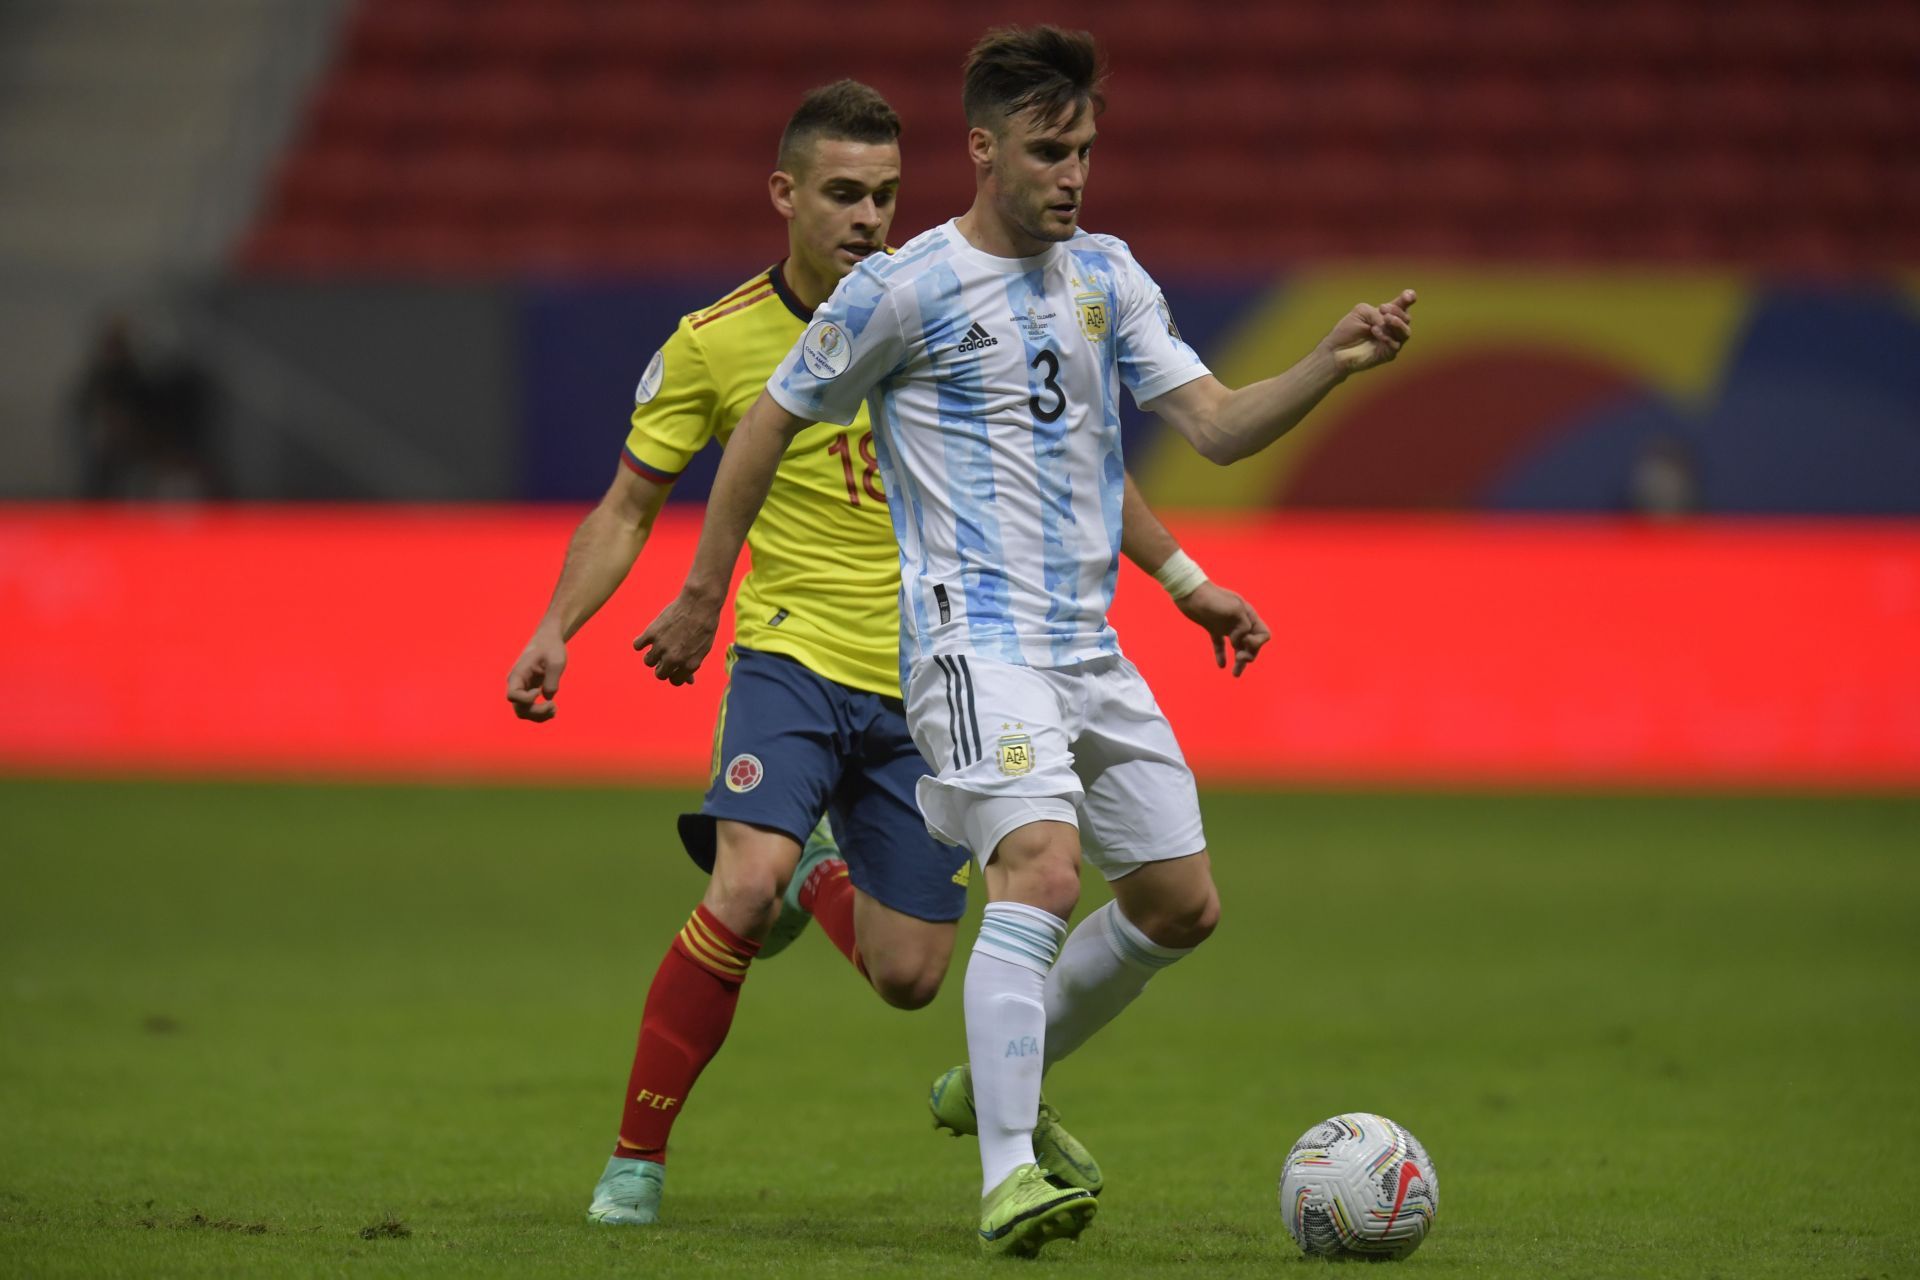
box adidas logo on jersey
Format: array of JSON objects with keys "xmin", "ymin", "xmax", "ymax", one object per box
[{"xmin": 956, "ymin": 321, "xmax": 999, "ymax": 353}]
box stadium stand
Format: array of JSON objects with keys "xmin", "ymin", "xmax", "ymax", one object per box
[
  {"xmin": 0, "ymin": 0, "xmax": 345, "ymax": 494},
  {"xmin": 243, "ymin": 0, "xmax": 1920, "ymax": 275}
]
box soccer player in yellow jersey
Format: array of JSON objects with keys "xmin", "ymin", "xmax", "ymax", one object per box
[{"xmin": 504, "ymin": 81, "xmax": 1269, "ymax": 1227}]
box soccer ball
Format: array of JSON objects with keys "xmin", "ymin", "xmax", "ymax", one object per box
[{"xmin": 1278, "ymin": 1112, "xmax": 1438, "ymax": 1260}]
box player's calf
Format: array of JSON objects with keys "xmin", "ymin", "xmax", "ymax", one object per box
[{"xmin": 754, "ymin": 817, "xmax": 840, "ymax": 959}]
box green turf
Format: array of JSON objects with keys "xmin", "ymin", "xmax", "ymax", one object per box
[{"xmin": 2, "ymin": 779, "xmax": 1916, "ymax": 1278}]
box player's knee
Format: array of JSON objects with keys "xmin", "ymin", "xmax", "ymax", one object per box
[
  {"xmin": 706, "ymin": 864, "xmax": 784, "ymax": 938},
  {"xmin": 992, "ymin": 827, "xmax": 1082, "ymax": 918},
  {"xmin": 1134, "ymin": 881, "xmax": 1220, "ymax": 950},
  {"xmin": 858, "ymin": 914, "xmax": 956, "ymax": 1010},
  {"xmin": 1004, "ymin": 860, "xmax": 1080, "ymax": 918},
  {"xmin": 868, "ymin": 957, "xmax": 945, "ymax": 1010}
]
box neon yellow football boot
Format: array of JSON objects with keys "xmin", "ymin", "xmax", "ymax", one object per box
[
  {"xmin": 977, "ymin": 1162, "xmax": 1097, "ymax": 1257},
  {"xmin": 930, "ymin": 1064, "xmax": 1104, "ymax": 1195}
]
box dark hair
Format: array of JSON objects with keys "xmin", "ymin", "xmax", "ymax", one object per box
[
  {"xmin": 777, "ymin": 80, "xmax": 902, "ymax": 173},
  {"xmin": 962, "ymin": 25, "xmax": 1106, "ymax": 130}
]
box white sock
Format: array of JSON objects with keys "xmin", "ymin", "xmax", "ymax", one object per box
[
  {"xmin": 966, "ymin": 901, "xmax": 1068, "ymax": 1194},
  {"xmin": 1043, "ymin": 900, "xmax": 1192, "ymax": 1074}
]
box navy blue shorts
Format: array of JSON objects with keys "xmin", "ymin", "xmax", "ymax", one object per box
[{"xmin": 676, "ymin": 646, "xmax": 968, "ymax": 924}]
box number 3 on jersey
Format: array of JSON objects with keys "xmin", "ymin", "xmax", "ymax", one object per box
[
  {"xmin": 1030, "ymin": 349, "xmax": 1066, "ymax": 424},
  {"xmin": 827, "ymin": 431, "xmax": 886, "ymax": 506}
]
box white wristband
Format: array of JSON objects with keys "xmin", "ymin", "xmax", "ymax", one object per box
[{"xmin": 1153, "ymin": 549, "xmax": 1208, "ymax": 600}]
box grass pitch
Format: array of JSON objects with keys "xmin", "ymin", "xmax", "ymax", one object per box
[{"xmin": 2, "ymin": 779, "xmax": 1916, "ymax": 1278}]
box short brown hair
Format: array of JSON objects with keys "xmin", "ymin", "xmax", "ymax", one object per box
[
  {"xmin": 962, "ymin": 25, "xmax": 1106, "ymax": 131},
  {"xmin": 776, "ymin": 80, "xmax": 902, "ymax": 173}
]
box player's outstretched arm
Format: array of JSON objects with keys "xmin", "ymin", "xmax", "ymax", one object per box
[
  {"xmin": 1148, "ymin": 289, "xmax": 1416, "ymax": 466},
  {"xmin": 1120, "ymin": 473, "xmax": 1271, "ymax": 677},
  {"xmin": 633, "ymin": 390, "xmax": 813, "ymax": 685},
  {"xmin": 506, "ymin": 464, "xmax": 669, "ymax": 722}
]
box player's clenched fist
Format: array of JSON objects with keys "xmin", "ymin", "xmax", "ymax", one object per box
[
  {"xmin": 633, "ymin": 592, "xmax": 720, "ymax": 685},
  {"xmin": 506, "ymin": 628, "xmax": 566, "ymax": 722},
  {"xmin": 1321, "ymin": 288, "xmax": 1417, "ymax": 375}
]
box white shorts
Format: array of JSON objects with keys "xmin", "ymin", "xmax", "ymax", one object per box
[{"xmin": 904, "ymin": 653, "xmax": 1206, "ymax": 880}]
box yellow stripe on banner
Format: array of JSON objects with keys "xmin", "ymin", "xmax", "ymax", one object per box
[
  {"xmin": 707, "ymin": 646, "xmax": 740, "ymax": 782},
  {"xmin": 1136, "ymin": 268, "xmax": 1751, "ymax": 509},
  {"xmin": 678, "ymin": 925, "xmax": 745, "ymax": 977}
]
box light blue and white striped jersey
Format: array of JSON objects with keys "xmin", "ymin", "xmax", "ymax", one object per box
[{"xmin": 767, "ymin": 219, "xmax": 1208, "ymax": 674}]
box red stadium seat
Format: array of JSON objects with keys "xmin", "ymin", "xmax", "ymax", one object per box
[{"xmin": 241, "ymin": 0, "xmax": 1920, "ymax": 274}]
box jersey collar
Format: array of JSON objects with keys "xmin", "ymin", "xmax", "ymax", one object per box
[
  {"xmin": 769, "ymin": 260, "xmax": 813, "ymax": 322},
  {"xmin": 943, "ymin": 218, "xmax": 1068, "ymax": 274}
]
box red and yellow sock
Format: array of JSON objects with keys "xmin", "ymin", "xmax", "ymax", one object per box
[
  {"xmin": 612, "ymin": 904, "xmax": 759, "ymax": 1163},
  {"xmin": 798, "ymin": 858, "xmax": 867, "ymax": 982}
]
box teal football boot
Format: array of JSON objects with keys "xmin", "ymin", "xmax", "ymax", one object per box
[{"xmin": 586, "ymin": 1155, "xmax": 663, "ymax": 1226}]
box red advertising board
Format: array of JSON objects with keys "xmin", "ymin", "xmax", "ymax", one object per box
[{"xmin": 2, "ymin": 508, "xmax": 1915, "ymax": 787}]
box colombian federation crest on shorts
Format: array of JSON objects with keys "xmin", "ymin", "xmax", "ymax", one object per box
[
  {"xmin": 724, "ymin": 753, "xmax": 764, "ymax": 793},
  {"xmin": 802, "ymin": 320, "xmax": 852, "ymax": 379},
  {"xmin": 997, "ymin": 734, "xmax": 1034, "ymax": 776},
  {"xmin": 633, "ymin": 349, "xmax": 665, "ymax": 405}
]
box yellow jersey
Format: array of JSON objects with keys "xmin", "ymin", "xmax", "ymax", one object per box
[{"xmin": 622, "ymin": 264, "xmax": 900, "ymax": 697}]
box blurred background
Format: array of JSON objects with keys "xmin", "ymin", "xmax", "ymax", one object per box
[{"xmin": 1, "ymin": 0, "xmax": 1917, "ymax": 783}]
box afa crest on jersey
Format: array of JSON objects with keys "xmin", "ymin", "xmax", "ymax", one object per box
[
  {"xmin": 997, "ymin": 733, "xmax": 1034, "ymax": 776},
  {"xmin": 1075, "ymin": 292, "xmax": 1109, "ymax": 342}
]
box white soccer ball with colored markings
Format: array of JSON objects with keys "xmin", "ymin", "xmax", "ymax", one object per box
[{"xmin": 1278, "ymin": 1112, "xmax": 1438, "ymax": 1260}]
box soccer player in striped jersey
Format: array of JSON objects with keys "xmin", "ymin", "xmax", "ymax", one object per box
[
  {"xmin": 635, "ymin": 27, "xmax": 1416, "ymax": 1256},
  {"xmin": 505, "ymin": 80, "xmax": 1270, "ymax": 1228}
]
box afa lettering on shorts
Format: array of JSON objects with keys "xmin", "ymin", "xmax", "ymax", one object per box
[
  {"xmin": 724, "ymin": 753, "xmax": 764, "ymax": 793},
  {"xmin": 997, "ymin": 733, "xmax": 1034, "ymax": 776}
]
